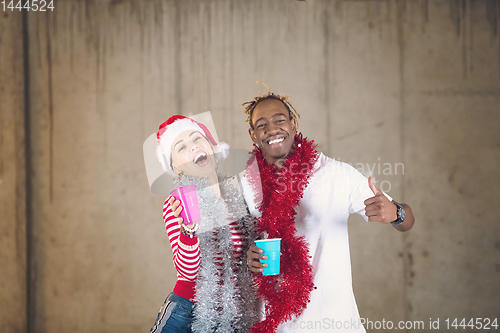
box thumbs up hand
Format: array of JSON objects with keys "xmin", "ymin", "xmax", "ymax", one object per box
[
  {"xmin": 364, "ymin": 177, "xmax": 397, "ymax": 223},
  {"xmin": 368, "ymin": 176, "xmax": 383, "ymax": 196}
]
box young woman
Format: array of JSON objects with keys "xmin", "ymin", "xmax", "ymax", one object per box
[{"xmin": 150, "ymin": 115, "xmax": 257, "ymax": 333}]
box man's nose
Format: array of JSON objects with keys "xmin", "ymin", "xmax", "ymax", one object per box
[{"xmin": 266, "ymin": 121, "xmax": 280, "ymax": 134}]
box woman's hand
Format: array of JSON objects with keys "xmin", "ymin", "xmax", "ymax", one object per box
[
  {"xmin": 168, "ymin": 196, "xmax": 188, "ymax": 227},
  {"xmin": 168, "ymin": 196, "xmax": 198, "ymax": 231},
  {"xmin": 246, "ymin": 243, "xmax": 268, "ymax": 273}
]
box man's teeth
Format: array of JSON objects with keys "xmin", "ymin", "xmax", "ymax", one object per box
[
  {"xmin": 194, "ymin": 153, "xmax": 207, "ymax": 163},
  {"xmin": 268, "ymin": 137, "xmax": 284, "ymax": 145}
]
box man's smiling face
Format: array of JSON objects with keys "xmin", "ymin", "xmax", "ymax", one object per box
[{"xmin": 249, "ymin": 98, "xmax": 297, "ymax": 165}]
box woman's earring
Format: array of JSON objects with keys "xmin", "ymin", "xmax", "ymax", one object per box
[
  {"xmin": 173, "ymin": 165, "xmax": 181, "ymax": 176},
  {"xmin": 174, "ymin": 165, "xmax": 184, "ymax": 177}
]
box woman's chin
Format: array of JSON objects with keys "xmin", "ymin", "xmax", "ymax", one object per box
[{"xmin": 179, "ymin": 163, "xmax": 216, "ymax": 178}]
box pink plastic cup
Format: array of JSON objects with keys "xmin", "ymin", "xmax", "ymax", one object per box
[{"xmin": 170, "ymin": 185, "xmax": 201, "ymax": 226}]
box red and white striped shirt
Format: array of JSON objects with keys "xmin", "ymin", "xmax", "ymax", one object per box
[{"xmin": 163, "ymin": 196, "xmax": 245, "ymax": 301}]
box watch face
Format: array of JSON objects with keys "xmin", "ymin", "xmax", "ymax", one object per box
[{"xmin": 399, "ymin": 207, "xmax": 406, "ymax": 221}]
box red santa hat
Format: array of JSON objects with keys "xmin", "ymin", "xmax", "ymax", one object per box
[{"xmin": 156, "ymin": 115, "xmax": 225, "ymax": 175}]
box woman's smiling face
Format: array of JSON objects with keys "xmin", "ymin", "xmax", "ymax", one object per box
[{"xmin": 171, "ymin": 130, "xmax": 216, "ymax": 178}]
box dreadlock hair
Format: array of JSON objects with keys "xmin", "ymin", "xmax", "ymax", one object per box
[{"xmin": 241, "ymin": 82, "xmax": 301, "ymax": 130}]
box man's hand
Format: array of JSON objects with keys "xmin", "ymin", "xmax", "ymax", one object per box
[
  {"xmin": 363, "ymin": 177, "xmax": 397, "ymax": 224},
  {"xmin": 246, "ymin": 243, "xmax": 268, "ymax": 273}
]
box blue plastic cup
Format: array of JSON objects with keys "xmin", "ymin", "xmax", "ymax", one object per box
[{"xmin": 255, "ymin": 238, "xmax": 282, "ymax": 276}]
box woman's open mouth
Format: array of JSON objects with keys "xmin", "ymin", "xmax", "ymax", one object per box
[{"xmin": 193, "ymin": 152, "xmax": 209, "ymax": 166}]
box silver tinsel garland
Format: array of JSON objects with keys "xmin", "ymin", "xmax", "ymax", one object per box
[{"xmin": 175, "ymin": 175, "xmax": 259, "ymax": 332}]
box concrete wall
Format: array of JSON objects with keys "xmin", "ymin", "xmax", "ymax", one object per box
[
  {"xmin": 1, "ymin": 1, "xmax": 499, "ymax": 332},
  {"xmin": 0, "ymin": 11, "xmax": 27, "ymax": 333}
]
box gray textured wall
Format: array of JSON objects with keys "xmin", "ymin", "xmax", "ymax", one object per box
[
  {"xmin": 0, "ymin": 9, "xmax": 27, "ymax": 333},
  {"xmin": 1, "ymin": 1, "xmax": 499, "ymax": 332}
]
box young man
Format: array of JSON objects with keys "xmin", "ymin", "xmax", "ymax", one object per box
[{"xmin": 242, "ymin": 92, "xmax": 415, "ymax": 333}]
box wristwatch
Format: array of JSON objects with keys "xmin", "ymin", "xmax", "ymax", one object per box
[{"xmin": 391, "ymin": 202, "xmax": 406, "ymax": 226}]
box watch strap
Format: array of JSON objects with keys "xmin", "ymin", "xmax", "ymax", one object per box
[{"xmin": 391, "ymin": 202, "xmax": 404, "ymax": 226}]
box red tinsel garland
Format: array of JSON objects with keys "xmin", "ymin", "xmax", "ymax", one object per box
[{"xmin": 246, "ymin": 134, "xmax": 319, "ymax": 333}]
